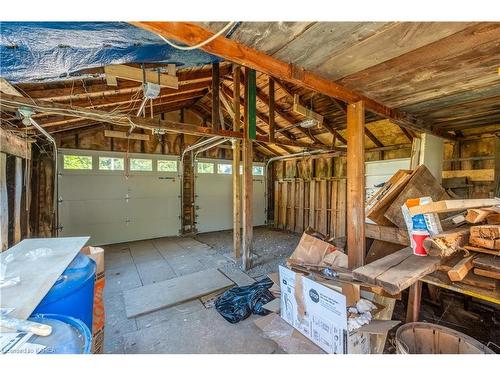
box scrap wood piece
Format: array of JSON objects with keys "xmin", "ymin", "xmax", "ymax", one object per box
[
  {"xmin": 472, "ymin": 254, "xmax": 500, "ymax": 273},
  {"xmin": 365, "ymin": 223, "xmax": 410, "ymax": 246},
  {"xmin": 486, "ymin": 213, "xmax": 500, "ymax": 225},
  {"xmin": 384, "ymin": 165, "xmax": 449, "ymax": 228},
  {"xmin": 353, "ymin": 247, "xmax": 415, "ymax": 285},
  {"xmin": 466, "ymin": 207, "xmax": 498, "ymax": 224},
  {"xmin": 0, "ymin": 237, "xmax": 89, "ymax": 321},
  {"xmin": 123, "ymin": 268, "xmax": 234, "ymax": 318},
  {"xmin": 447, "ymin": 254, "xmax": 476, "ymax": 282},
  {"xmin": 474, "ymin": 268, "xmax": 500, "ymax": 280},
  {"xmin": 470, "ymin": 225, "xmax": 500, "ymax": 240},
  {"xmin": 459, "ymin": 272, "xmax": 498, "ymax": 290},
  {"xmin": 463, "ymin": 245, "xmax": 500, "ymax": 256},
  {"xmin": 365, "ymin": 240, "xmax": 405, "ymax": 264},
  {"xmin": 409, "ymin": 198, "xmax": 500, "ymax": 216},
  {"xmin": 423, "ymin": 227, "xmax": 470, "ymax": 257},
  {"xmin": 469, "ymin": 237, "xmax": 500, "ymax": 250},
  {"xmin": 365, "ymin": 169, "xmax": 413, "ymax": 226},
  {"xmin": 262, "ymin": 298, "xmax": 280, "ymax": 313},
  {"xmin": 375, "ymin": 254, "xmax": 441, "ymax": 295}
]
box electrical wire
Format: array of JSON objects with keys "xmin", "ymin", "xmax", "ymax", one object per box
[{"xmin": 156, "ymin": 22, "xmax": 235, "ymax": 51}]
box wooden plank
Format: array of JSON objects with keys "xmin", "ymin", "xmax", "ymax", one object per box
[
  {"xmin": 0, "ymin": 153, "xmax": 7, "ymax": 251},
  {"xmin": 376, "ymin": 253, "xmax": 441, "ymax": 295},
  {"xmin": 318, "ymin": 180, "xmax": 328, "ymax": 235},
  {"xmin": 463, "ymin": 245, "xmax": 500, "ymax": 256},
  {"xmin": 13, "ymin": 158, "xmax": 22, "ymax": 244},
  {"xmin": 365, "ymin": 169, "xmax": 412, "ymax": 226},
  {"xmin": 308, "ymin": 180, "xmax": 316, "ymax": 229},
  {"xmin": 448, "ymin": 255, "xmax": 476, "ymax": 281},
  {"xmin": 470, "ymin": 225, "xmax": 500, "ymax": 239},
  {"xmin": 385, "ymin": 165, "xmax": 449, "ymax": 228},
  {"xmin": 232, "ymin": 65, "xmax": 241, "ymax": 258},
  {"xmin": 130, "ymin": 22, "xmax": 452, "ymax": 139},
  {"xmin": 409, "ymin": 198, "xmax": 500, "ymax": 216},
  {"xmin": 281, "ymin": 181, "xmax": 288, "ymax": 230},
  {"xmin": 0, "ymin": 128, "xmax": 32, "ymax": 160},
  {"xmin": 296, "ymin": 179, "xmax": 304, "ymax": 233},
  {"xmin": 337, "ymin": 180, "xmax": 347, "ymax": 238},
  {"xmin": 289, "ymin": 180, "xmax": 296, "ymax": 232},
  {"xmin": 211, "ymin": 62, "xmax": 221, "ymax": 131},
  {"xmin": 0, "ymin": 237, "xmax": 89, "ymax": 319},
  {"xmin": 330, "ymin": 180, "xmax": 338, "ymax": 238},
  {"xmin": 473, "ymin": 254, "xmax": 500, "ymax": 273},
  {"xmin": 274, "ymin": 181, "xmax": 280, "ymax": 228},
  {"xmin": 469, "ymin": 237, "xmax": 500, "ymax": 250},
  {"xmin": 495, "ymin": 135, "xmax": 500, "ymax": 197},
  {"xmin": 353, "ymin": 247, "xmax": 414, "ymax": 285},
  {"xmin": 104, "ymin": 129, "xmax": 150, "ymax": 141},
  {"xmin": 474, "ymin": 268, "xmax": 500, "ymax": 280},
  {"xmin": 104, "ymin": 64, "xmax": 178, "ymax": 88},
  {"xmin": 268, "ymin": 77, "xmax": 275, "ymax": 142},
  {"xmin": 365, "ymin": 223, "xmax": 410, "ymax": 246},
  {"xmin": 442, "ymin": 169, "xmax": 494, "ymax": 182},
  {"xmin": 347, "ymin": 101, "xmax": 365, "ymax": 269},
  {"xmin": 123, "ymin": 269, "xmax": 234, "ymax": 318}
]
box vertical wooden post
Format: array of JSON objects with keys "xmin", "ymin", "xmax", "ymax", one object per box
[
  {"xmin": 232, "ymin": 65, "xmax": 241, "ymax": 259},
  {"xmin": 494, "ymin": 134, "xmax": 500, "ymax": 197},
  {"xmin": 212, "ymin": 62, "xmax": 221, "ymax": 131},
  {"xmin": 406, "ymin": 280, "xmax": 422, "ymax": 323},
  {"xmin": 13, "ymin": 157, "xmax": 22, "ymax": 244},
  {"xmin": 242, "ymin": 67, "xmax": 255, "ymax": 270},
  {"xmin": 347, "ymin": 101, "xmax": 365, "ymax": 269},
  {"xmin": 0, "ymin": 153, "xmax": 8, "ymax": 251},
  {"xmin": 268, "ymin": 77, "xmax": 275, "ymax": 142}
]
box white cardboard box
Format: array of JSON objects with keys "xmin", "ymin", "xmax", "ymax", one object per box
[{"xmin": 279, "ymin": 265, "xmax": 370, "ymax": 354}]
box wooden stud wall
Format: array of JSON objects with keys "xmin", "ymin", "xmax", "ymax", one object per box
[{"xmin": 274, "ymin": 178, "xmax": 347, "ymax": 238}]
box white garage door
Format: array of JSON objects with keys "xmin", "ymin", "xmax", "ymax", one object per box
[
  {"xmin": 194, "ymin": 158, "xmax": 266, "ymax": 233},
  {"xmin": 58, "ymin": 149, "xmax": 180, "ymax": 246}
]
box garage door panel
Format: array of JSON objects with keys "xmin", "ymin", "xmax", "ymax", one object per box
[
  {"xmin": 60, "ymin": 174, "xmax": 128, "ymax": 200},
  {"xmin": 58, "ymin": 149, "xmax": 180, "ymax": 246}
]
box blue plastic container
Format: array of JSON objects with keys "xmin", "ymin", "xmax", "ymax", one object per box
[
  {"xmin": 26, "ymin": 314, "xmax": 92, "ymax": 354},
  {"xmin": 33, "ymin": 253, "xmax": 96, "ymax": 330}
]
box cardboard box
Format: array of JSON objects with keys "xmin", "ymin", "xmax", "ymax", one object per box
[
  {"xmin": 278, "ymin": 265, "xmax": 399, "ymax": 354},
  {"xmin": 80, "ymin": 246, "xmax": 105, "ymax": 354}
]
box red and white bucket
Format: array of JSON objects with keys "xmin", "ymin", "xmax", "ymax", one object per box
[{"xmin": 411, "ymin": 229, "xmax": 430, "ymax": 256}]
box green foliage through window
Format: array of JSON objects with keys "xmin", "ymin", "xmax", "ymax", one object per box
[
  {"xmin": 99, "ymin": 157, "xmax": 124, "ymax": 171},
  {"xmin": 63, "ymin": 155, "xmax": 92, "ymax": 170},
  {"xmin": 158, "ymin": 160, "xmax": 177, "ymax": 172},
  {"xmin": 197, "ymin": 162, "xmax": 214, "ymax": 174},
  {"xmin": 130, "ymin": 158, "xmax": 153, "ymax": 171}
]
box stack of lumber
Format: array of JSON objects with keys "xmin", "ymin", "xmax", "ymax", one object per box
[
  {"xmin": 437, "ymin": 253, "xmax": 499, "ymax": 289},
  {"xmin": 466, "ymin": 225, "xmax": 500, "ymax": 254}
]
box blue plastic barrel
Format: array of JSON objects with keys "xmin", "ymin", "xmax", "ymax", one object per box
[
  {"xmin": 26, "ymin": 314, "xmax": 92, "ymax": 354},
  {"xmin": 33, "ymin": 253, "xmax": 96, "ymax": 330}
]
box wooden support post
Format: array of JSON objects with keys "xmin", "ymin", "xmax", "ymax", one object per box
[
  {"xmin": 212, "ymin": 62, "xmax": 221, "ymax": 131},
  {"xmin": 13, "ymin": 157, "xmax": 22, "ymax": 244},
  {"xmin": 242, "ymin": 68, "xmax": 255, "ymax": 270},
  {"xmin": 0, "ymin": 153, "xmax": 8, "ymax": 251},
  {"xmin": 494, "ymin": 134, "xmax": 500, "ymax": 197},
  {"xmin": 347, "ymin": 101, "xmax": 366, "ymax": 269},
  {"xmin": 406, "ymin": 280, "xmax": 422, "ymax": 323},
  {"xmin": 232, "ymin": 65, "xmax": 242, "ymax": 259},
  {"xmin": 268, "ymin": 77, "xmax": 275, "ymax": 143}
]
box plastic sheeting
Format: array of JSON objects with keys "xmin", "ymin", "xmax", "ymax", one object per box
[{"xmin": 0, "ymin": 22, "xmax": 221, "ymax": 83}]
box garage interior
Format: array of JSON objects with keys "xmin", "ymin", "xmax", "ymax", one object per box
[{"xmin": 1, "ymin": 21, "xmax": 500, "ymax": 355}]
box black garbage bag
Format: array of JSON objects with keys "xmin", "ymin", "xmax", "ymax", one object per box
[{"xmin": 215, "ymin": 277, "xmax": 275, "ymax": 324}]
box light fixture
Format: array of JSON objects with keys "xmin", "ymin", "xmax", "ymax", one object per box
[{"xmin": 298, "ymin": 118, "xmax": 320, "ymax": 128}]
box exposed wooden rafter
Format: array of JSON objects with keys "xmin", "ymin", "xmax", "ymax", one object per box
[{"xmin": 130, "ymin": 22, "xmax": 454, "ymax": 140}]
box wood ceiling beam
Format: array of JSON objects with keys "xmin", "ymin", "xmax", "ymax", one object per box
[
  {"xmin": 0, "ymin": 93, "xmax": 329, "ymax": 150},
  {"xmin": 130, "ymin": 22, "xmax": 454, "ymax": 140},
  {"xmin": 364, "ymin": 127, "xmax": 384, "ymax": 147}
]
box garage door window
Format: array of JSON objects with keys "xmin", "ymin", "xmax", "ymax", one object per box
[
  {"xmin": 197, "ymin": 162, "xmax": 214, "ymax": 174},
  {"xmin": 253, "ymin": 166, "xmax": 264, "ymax": 176},
  {"xmin": 130, "ymin": 158, "xmax": 153, "ymax": 171},
  {"xmin": 217, "ymin": 163, "xmax": 232, "ymax": 174},
  {"xmin": 63, "ymin": 155, "xmax": 92, "ymax": 170},
  {"xmin": 158, "ymin": 160, "xmax": 177, "ymax": 172},
  {"xmin": 99, "ymin": 157, "xmax": 124, "ymax": 171}
]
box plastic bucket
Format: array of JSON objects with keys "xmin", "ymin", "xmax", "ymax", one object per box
[
  {"xmin": 26, "ymin": 314, "xmax": 92, "ymax": 354},
  {"xmin": 33, "ymin": 253, "xmax": 96, "ymax": 330},
  {"xmin": 395, "ymin": 322, "xmax": 494, "ymax": 354}
]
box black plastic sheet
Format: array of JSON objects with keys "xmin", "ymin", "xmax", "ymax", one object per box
[{"xmin": 215, "ymin": 277, "xmax": 275, "ymax": 324}]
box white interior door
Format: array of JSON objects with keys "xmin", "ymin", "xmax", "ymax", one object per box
[
  {"xmin": 195, "ymin": 158, "xmax": 266, "ymax": 233},
  {"xmin": 58, "ymin": 149, "xmax": 180, "ymax": 245}
]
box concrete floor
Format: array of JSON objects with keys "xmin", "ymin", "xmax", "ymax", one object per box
[{"xmin": 101, "ymin": 227, "xmax": 300, "ymax": 354}]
